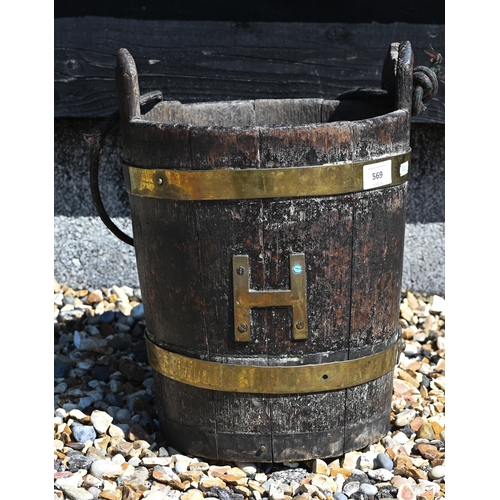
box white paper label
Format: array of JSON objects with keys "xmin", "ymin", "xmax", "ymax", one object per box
[
  {"xmin": 363, "ymin": 160, "xmax": 392, "ymax": 190},
  {"xmin": 400, "ymin": 161, "xmax": 409, "ymax": 177}
]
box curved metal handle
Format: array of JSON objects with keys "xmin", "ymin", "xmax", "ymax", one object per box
[{"xmin": 85, "ymin": 90, "xmax": 163, "ymax": 247}]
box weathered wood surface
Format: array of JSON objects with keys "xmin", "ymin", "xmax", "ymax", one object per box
[
  {"xmin": 116, "ymin": 44, "xmax": 411, "ymax": 461},
  {"xmin": 55, "ymin": 17, "xmax": 444, "ymax": 123}
]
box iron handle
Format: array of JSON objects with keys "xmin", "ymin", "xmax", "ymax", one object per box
[{"xmin": 86, "ymin": 90, "xmax": 163, "ymax": 247}]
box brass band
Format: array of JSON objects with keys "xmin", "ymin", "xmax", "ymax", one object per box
[
  {"xmin": 146, "ymin": 336, "xmax": 401, "ymax": 394},
  {"xmin": 125, "ymin": 151, "xmax": 411, "ymax": 201}
]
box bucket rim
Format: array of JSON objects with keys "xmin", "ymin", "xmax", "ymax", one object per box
[{"xmin": 130, "ymin": 107, "xmax": 409, "ymax": 133}]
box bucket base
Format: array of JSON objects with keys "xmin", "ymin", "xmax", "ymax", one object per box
[{"xmin": 152, "ymin": 371, "xmax": 393, "ymax": 463}]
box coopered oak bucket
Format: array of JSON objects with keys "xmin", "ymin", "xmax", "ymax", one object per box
[{"xmin": 92, "ymin": 41, "xmax": 415, "ymax": 462}]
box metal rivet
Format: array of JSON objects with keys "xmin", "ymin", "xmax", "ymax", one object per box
[
  {"xmin": 156, "ymin": 176, "xmax": 164, "ymax": 186},
  {"xmin": 236, "ymin": 266, "xmax": 246, "ymax": 275},
  {"xmin": 292, "ymin": 263, "xmax": 303, "ymax": 274},
  {"xmin": 237, "ymin": 322, "xmax": 248, "ymax": 332},
  {"xmin": 259, "ymin": 445, "xmax": 266, "ymax": 452},
  {"xmin": 295, "ymin": 320, "xmax": 304, "ymax": 330}
]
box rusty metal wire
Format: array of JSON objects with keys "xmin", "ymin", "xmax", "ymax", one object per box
[
  {"xmin": 337, "ymin": 48, "xmax": 445, "ymax": 117},
  {"xmin": 412, "ymin": 49, "xmax": 445, "ymax": 117}
]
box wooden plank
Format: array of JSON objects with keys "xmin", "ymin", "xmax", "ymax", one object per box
[
  {"xmin": 55, "ymin": 17, "xmax": 444, "ymax": 123},
  {"xmin": 344, "ymin": 372, "xmax": 394, "ymax": 452},
  {"xmin": 54, "ymin": 0, "xmax": 444, "ymax": 24}
]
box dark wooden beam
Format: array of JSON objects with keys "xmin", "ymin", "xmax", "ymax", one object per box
[
  {"xmin": 54, "ymin": 17, "xmax": 444, "ymax": 123},
  {"xmin": 54, "ymin": 0, "xmax": 445, "ymax": 24}
]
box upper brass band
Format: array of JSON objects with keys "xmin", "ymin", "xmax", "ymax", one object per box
[
  {"xmin": 125, "ymin": 151, "xmax": 411, "ymax": 201},
  {"xmin": 146, "ymin": 336, "xmax": 402, "ymax": 394}
]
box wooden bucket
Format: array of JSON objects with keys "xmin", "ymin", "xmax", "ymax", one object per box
[{"xmin": 111, "ymin": 42, "xmax": 413, "ymax": 462}]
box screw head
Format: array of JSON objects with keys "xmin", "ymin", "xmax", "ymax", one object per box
[
  {"xmin": 237, "ymin": 322, "xmax": 248, "ymax": 333},
  {"xmin": 295, "ymin": 320, "xmax": 304, "ymax": 330},
  {"xmin": 236, "ymin": 266, "xmax": 246, "ymax": 275}
]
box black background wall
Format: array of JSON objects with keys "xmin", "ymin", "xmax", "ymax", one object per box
[{"xmin": 54, "ymin": 0, "xmax": 444, "ymax": 24}]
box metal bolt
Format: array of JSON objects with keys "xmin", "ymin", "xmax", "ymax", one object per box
[
  {"xmin": 295, "ymin": 320, "xmax": 304, "ymax": 330},
  {"xmin": 236, "ymin": 266, "xmax": 246, "ymax": 275},
  {"xmin": 237, "ymin": 322, "xmax": 248, "ymax": 332}
]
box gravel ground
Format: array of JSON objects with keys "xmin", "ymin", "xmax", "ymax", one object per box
[{"xmin": 54, "ymin": 281, "xmax": 445, "ymax": 500}]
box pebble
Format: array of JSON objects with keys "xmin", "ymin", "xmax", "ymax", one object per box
[
  {"xmin": 175, "ymin": 461, "xmax": 189, "ymax": 474},
  {"xmin": 392, "ymin": 431, "xmax": 410, "ymax": 444},
  {"xmin": 428, "ymin": 465, "xmax": 445, "ymax": 480},
  {"xmin": 90, "ymin": 409, "xmax": 114, "ymax": 434},
  {"xmin": 271, "ymin": 469, "xmax": 308, "ymax": 484},
  {"xmin": 60, "ymin": 485, "xmax": 94, "ymax": 500},
  {"xmin": 415, "ymin": 420, "xmax": 433, "ymax": 439},
  {"xmin": 143, "ymin": 492, "xmax": 170, "ymax": 499},
  {"xmin": 342, "ymin": 480, "xmax": 360, "ymax": 496},
  {"xmin": 89, "ymin": 459, "xmax": 124, "ymax": 480},
  {"xmin": 67, "ymin": 453, "xmax": 93, "ymax": 472},
  {"xmin": 395, "ymin": 409, "xmax": 417, "ymax": 427},
  {"xmin": 182, "ymin": 490, "xmax": 204, "ymax": 500},
  {"xmin": 341, "ymin": 451, "xmax": 361, "ymax": 470},
  {"xmin": 333, "ymin": 494, "xmax": 348, "ymax": 500},
  {"xmin": 269, "ymin": 482, "xmax": 285, "ymax": 500},
  {"xmin": 312, "ymin": 458, "xmax": 329, "ymax": 475},
  {"xmin": 55, "ymin": 471, "xmax": 85, "ymax": 489},
  {"xmin": 360, "ymin": 483, "xmax": 378, "ymax": 495},
  {"xmin": 397, "ymin": 483, "xmax": 417, "ymax": 500},
  {"xmin": 71, "ymin": 423, "xmax": 96, "ymax": 443},
  {"xmin": 132, "ymin": 303, "xmax": 145, "ymax": 320},
  {"xmin": 368, "ymin": 468, "xmax": 394, "ymax": 481},
  {"xmin": 376, "ymin": 452, "xmax": 394, "ymax": 470},
  {"xmin": 108, "ymin": 423, "xmax": 126, "ymax": 439},
  {"xmin": 429, "ymin": 295, "xmax": 445, "ymax": 314},
  {"xmin": 54, "ymin": 284, "xmax": 445, "ymax": 499}
]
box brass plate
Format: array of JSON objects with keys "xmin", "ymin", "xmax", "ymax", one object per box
[
  {"xmin": 125, "ymin": 151, "xmax": 411, "ymax": 200},
  {"xmin": 233, "ymin": 254, "xmax": 308, "ymax": 342},
  {"xmin": 146, "ymin": 337, "xmax": 401, "ymax": 394}
]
